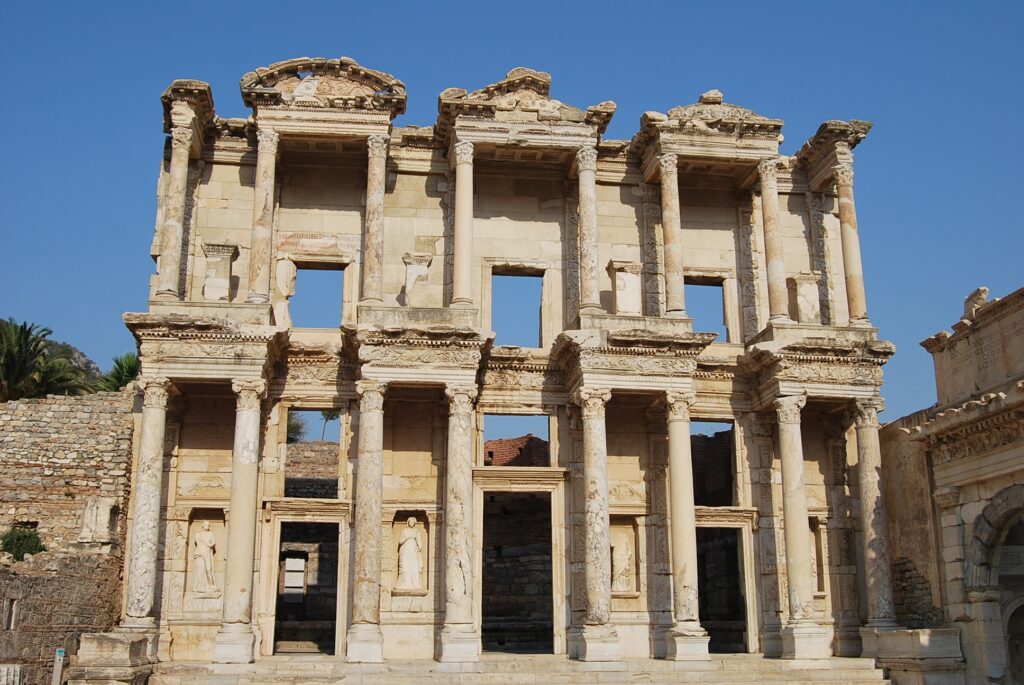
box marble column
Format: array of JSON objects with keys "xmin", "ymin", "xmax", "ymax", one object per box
[
  {"xmin": 213, "ymin": 379, "xmax": 266, "ymax": 664},
  {"xmin": 451, "ymin": 141, "xmax": 475, "ymax": 306},
  {"xmin": 570, "ymin": 386, "xmax": 619, "ymax": 661},
  {"xmin": 245, "ymin": 129, "xmax": 279, "ymax": 304},
  {"xmin": 758, "ymin": 159, "xmax": 791, "ymax": 323},
  {"xmin": 361, "ymin": 134, "xmax": 389, "ymax": 304},
  {"xmin": 852, "ymin": 399, "xmax": 897, "ymax": 656},
  {"xmin": 659, "ymin": 153, "xmax": 687, "ymax": 316},
  {"xmin": 834, "ymin": 163, "xmax": 869, "ymax": 324},
  {"xmin": 664, "ymin": 392, "xmax": 710, "ymax": 660},
  {"xmin": 155, "ymin": 127, "xmax": 193, "ymax": 300},
  {"xmin": 347, "ymin": 380, "xmax": 386, "ymax": 662},
  {"xmin": 775, "ymin": 394, "xmax": 830, "ymax": 658},
  {"xmin": 577, "ymin": 145, "xmax": 601, "ymax": 313},
  {"xmin": 123, "ymin": 377, "xmax": 172, "ymax": 627},
  {"xmin": 439, "ymin": 384, "xmax": 480, "ymax": 662}
]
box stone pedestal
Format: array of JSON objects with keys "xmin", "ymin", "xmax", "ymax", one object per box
[
  {"xmin": 781, "ymin": 622, "xmax": 833, "ymax": 659},
  {"xmin": 346, "ymin": 623, "xmax": 384, "ymax": 663},
  {"xmin": 567, "ymin": 625, "xmax": 620, "ymax": 662},
  {"xmin": 211, "ymin": 623, "xmax": 256, "ymax": 665}
]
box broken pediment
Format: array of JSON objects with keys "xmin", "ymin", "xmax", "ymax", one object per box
[
  {"xmin": 639, "ymin": 89, "xmax": 784, "ymax": 145},
  {"xmin": 240, "ymin": 57, "xmax": 406, "ymax": 117}
]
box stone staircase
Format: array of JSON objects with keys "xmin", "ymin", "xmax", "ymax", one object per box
[{"xmin": 151, "ymin": 653, "xmax": 891, "ymax": 684}]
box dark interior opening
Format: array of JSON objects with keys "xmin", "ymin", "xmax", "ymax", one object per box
[
  {"xmin": 481, "ymin": 491, "xmax": 553, "ymax": 653},
  {"xmin": 691, "ymin": 421, "xmax": 735, "ymax": 506},
  {"xmin": 697, "ymin": 527, "xmax": 746, "ymax": 653},
  {"xmin": 274, "ymin": 522, "xmax": 338, "ymax": 654}
]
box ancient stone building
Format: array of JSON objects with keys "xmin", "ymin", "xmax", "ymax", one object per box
[{"xmin": 66, "ymin": 57, "xmax": 904, "ymax": 683}]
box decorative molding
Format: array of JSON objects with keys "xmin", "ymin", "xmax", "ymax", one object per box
[
  {"xmin": 833, "ymin": 163, "xmax": 854, "ymax": 189},
  {"xmin": 256, "ymin": 129, "xmax": 279, "ymax": 154},
  {"xmin": 757, "ymin": 158, "xmax": 779, "ymax": 185},
  {"xmin": 665, "ymin": 391, "xmax": 696, "ymax": 422},
  {"xmin": 355, "ymin": 379, "xmax": 386, "ymax": 412},
  {"xmin": 367, "ymin": 133, "xmax": 389, "ymax": 157},
  {"xmin": 576, "ymin": 145, "xmax": 598, "ymax": 172},
  {"xmin": 445, "ymin": 384, "xmax": 478, "ymax": 415},
  {"xmin": 170, "ymin": 126, "xmax": 194, "ymax": 151}
]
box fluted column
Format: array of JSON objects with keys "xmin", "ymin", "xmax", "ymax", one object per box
[
  {"xmin": 659, "ymin": 154, "xmax": 687, "ymax": 316},
  {"xmin": 569, "ymin": 387, "xmax": 619, "ymax": 661},
  {"xmin": 834, "ymin": 163, "xmax": 869, "ymax": 324},
  {"xmin": 664, "ymin": 392, "xmax": 710, "ymax": 660},
  {"xmin": 213, "ymin": 379, "xmax": 266, "ymax": 664},
  {"xmin": 852, "ymin": 399, "xmax": 897, "ymax": 651},
  {"xmin": 439, "ymin": 384, "xmax": 480, "ymax": 662},
  {"xmin": 451, "ymin": 141, "xmax": 475, "ymax": 306},
  {"xmin": 775, "ymin": 394, "xmax": 830, "ymax": 658},
  {"xmin": 758, "ymin": 159, "xmax": 791, "ymax": 322},
  {"xmin": 123, "ymin": 377, "xmax": 171, "ymax": 627},
  {"xmin": 245, "ymin": 129, "xmax": 279, "ymax": 304},
  {"xmin": 155, "ymin": 128, "xmax": 193, "ymax": 300},
  {"xmin": 347, "ymin": 380, "xmax": 386, "ymax": 662},
  {"xmin": 361, "ymin": 134, "xmax": 389, "ymax": 303},
  {"xmin": 577, "ymin": 145, "xmax": 601, "ymax": 313}
]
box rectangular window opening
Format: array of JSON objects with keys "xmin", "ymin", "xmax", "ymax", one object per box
[
  {"xmin": 691, "ymin": 420, "xmax": 735, "ymax": 507},
  {"xmin": 290, "ymin": 265, "xmax": 344, "ymax": 329},
  {"xmin": 685, "ymin": 277, "xmax": 728, "ymax": 342},
  {"xmin": 483, "ymin": 414, "xmax": 550, "ymax": 467},
  {"xmin": 284, "ymin": 408, "xmax": 341, "ymax": 499},
  {"xmin": 491, "ymin": 273, "xmax": 543, "ymax": 348}
]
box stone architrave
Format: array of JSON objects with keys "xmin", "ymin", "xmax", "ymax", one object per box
[
  {"xmin": 439, "ymin": 384, "xmax": 480, "ymax": 662},
  {"xmin": 758, "ymin": 159, "xmax": 791, "ymax": 323},
  {"xmin": 577, "ymin": 146, "xmax": 601, "ymax": 313},
  {"xmin": 834, "ymin": 163, "xmax": 869, "ymax": 324},
  {"xmin": 212, "ymin": 379, "xmax": 266, "ymax": 664},
  {"xmin": 347, "ymin": 380, "xmax": 387, "ymax": 663},
  {"xmin": 659, "ymin": 154, "xmax": 687, "ymax": 316},
  {"xmin": 361, "ymin": 134, "xmax": 389, "ymax": 303},
  {"xmin": 155, "ymin": 123, "xmax": 194, "ymax": 300},
  {"xmin": 245, "ymin": 129, "xmax": 279, "ymax": 304},
  {"xmin": 201, "ymin": 242, "xmax": 238, "ymax": 302},
  {"xmin": 451, "ymin": 141, "xmax": 475, "ymax": 306}
]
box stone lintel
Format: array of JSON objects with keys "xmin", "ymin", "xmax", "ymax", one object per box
[{"xmin": 252, "ymin": 107, "xmax": 392, "ymax": 140}]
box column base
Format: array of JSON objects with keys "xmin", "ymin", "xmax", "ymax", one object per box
[
  {"xmin": 437, "ymin": 624, "xmax": 479, "ymax": 662},
  {"xmin": 212, "ymin": 623, "xmax": 255, "ymax": 664},
  {"xmin": 347, "ymin": 623, "xmax": 384, "ymax": 663},
  {"xmin": 781, "ymin": 622, "xmax": 832, "ymax": 659},
  {"xmin": 664, "ymin": 623, "xmax": 710, "ymax": 661},
  {"xmin": 859, "ymin": 620, "xmax": 900, "ymax": 658},
  {"xmin": 450, "ymin": 297, "xmax": 474, "ymax": 308},
  {"xmin": 245, "ymin": 292, "xmax": 269, "ymax": 304},
  {"xmin": 568, "ymin": 624, "xmax": 620, "ymax": 662}
]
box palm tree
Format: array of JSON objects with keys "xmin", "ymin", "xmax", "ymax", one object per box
[
  {"xmin": 96, "ymin": 353, "xmax": 141, "ymax": 391},
  {"xmin": 0, "ymin": 319, "xmax": 91, "ymax": 402},
  {"xmin": 320, "ymin": 409, "xmax": 341, "ymax": 441}
]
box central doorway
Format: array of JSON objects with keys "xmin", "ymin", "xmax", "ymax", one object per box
[
  {"xmin": 274, "ymin": 522, "xmax": 338, "ymax": 654},
  {"xmin": 481, "ymin": 491, "xmax": 554, "ymax": 653}
]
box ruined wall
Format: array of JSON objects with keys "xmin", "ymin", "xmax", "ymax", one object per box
[{"xmin": 284, "ymin": 441, "xmax": 341, "ymax": 499}]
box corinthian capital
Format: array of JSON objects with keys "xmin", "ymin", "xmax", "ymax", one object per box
[
  {"xmin": 232, "ymin": 379, "xmax": 267, "ymax": 411},
  {"xmin": 139, "ymin": 377, "xmax": 172, "ymax": 408},
  {"xmin": 832, "ymin": 163, "xmax": 854, "ymax": 189},
  {"xmin": 453, "ymin": 140, "xmax": 474, "ymax": 165},
  {"xmin": 367, "ymin": 134, "xmax": 389, "ymax": 158},
  {"xmin": 445, "ymin": 384, "xmax": 478, "ymax": 416},
  {"xmin": 757, "ymin": 158, "xmax": 779, "ymax": 185},
  {"xmin": 852, "ymin": 398, "xmax": 883, "ymax": 428},
  {"xmin": 665, "ymin": 391, "xmax": 696, "ymax": 422},
  {"xmin": 573, "ymin": 386, "xmax": 611, "ymax": 420},
  {"xmin": 576, "ymin": 145, "xmax": 598, "ymax": 172},
  {"xmin": 773, "ymin": 394, "xmax": 806, "ymax": 425},
  {"xmin": 356, "ymin": 380, "xmax": 386, "ymax": 413},
  {"xmin": 170, "ymin": 126, "xmax": 194, "ymax": 152},
  {"xmin": 256, "ymin": 129, "xmax": 279, "ymax": 154},
  {"xmin": 658, "ymin": 153, "xmax": 678, "ymax": 179}
]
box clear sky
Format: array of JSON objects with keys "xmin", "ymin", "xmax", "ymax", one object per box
[{"xmin": 2, "ymin": 1, "xmax": 1021, "ymax": 426}]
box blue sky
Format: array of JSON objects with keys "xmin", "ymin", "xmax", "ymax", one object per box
[{"xmin": 2, "ymin": 1, "xmax": 1021, "ymax": 427}]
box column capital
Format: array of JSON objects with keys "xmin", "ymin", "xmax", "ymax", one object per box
[
  {"xmin": 232, "ymin": 379, "xmax": 266, "ymax": 410},
  {"xmin": 453, "ymin": 140, "xmax": 474, "ymax": 165},
  {"xmin": 170, "ymin": 126, "xmax": 194, "ymax": 152},
  {"xmin": 445, "ymin": 384, "xmax": 478, "ymax": 415},
  {"xmin": 658, "ymin": 153, "xmax": 679, "ymax": 179},
  {"xmin": 356, "ymin": 380, "xmax": 387, "ymax": 412},
  {"xmin": 665, "ymin": 391, "xmax": 696, "ymax": 422},
  {"xmin": 757, "ymin": 158, "xmax": 780, "ymax": 184},
  {"xmin": 367, "ymin": 134, "xmax": 389, "ymax": 158},
  {"xmin": 774, "ymin": 394, "xmax": 806, "ymax": 424},
  {"xmin": 256, "ymin": 128, "xmax": 279, "ymax": 154},
  {"xmin": 576, "ymin": 145, "xmax": 598, "ymax": 172},
  {"xmin": 572, "ymin": 386, "xmax": 611, "ymax": 419},
  {"xmin": 832, "ymin": 162, "xmax": 854, "ymax": 189},
  {"xmin": 852, "ymin": 397, "xmax": 883, "ymax": 428},
  {"xmin": 139, "ymin": 377, "xmax": 172, "ymax": 408}
]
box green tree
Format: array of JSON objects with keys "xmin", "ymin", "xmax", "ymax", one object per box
[
  {"xmin": 287, "ymin": 411, "xmax": 307, "ymax": 443},
  {"xmin": 320, "ymin": 409, "xmax": 341, "ymax": 440},
  {"xmin": 0, "ymin": 319, "xmax": 92, "ymax": 402},
  {"xmin": 96, "ymin": 352, "xmax": 141, "ymax": 391},
  {"xmin": 1, "ymin": 527, "xmax": 45, "ymax": 561}
]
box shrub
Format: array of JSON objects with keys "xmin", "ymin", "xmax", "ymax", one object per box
[{"xmin": 1, "ymin": 527, "xmax": 45, "ymax": 561}]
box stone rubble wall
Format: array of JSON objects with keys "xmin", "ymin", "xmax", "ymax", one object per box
[{"xmin": 284, "ymin": 441, "xmax": 340, "ymax": 499}]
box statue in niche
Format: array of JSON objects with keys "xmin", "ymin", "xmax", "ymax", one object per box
[
  {"xmin": 611, "ymin": 529, "xmax": 633, "ymax": 593},
  {"xmin": 192, "ymin": 521, "xmax": 219, "ymax": 594},
  {"xmin": 395, "ymin": 517, "xmax": 423, "ymax": 590}
]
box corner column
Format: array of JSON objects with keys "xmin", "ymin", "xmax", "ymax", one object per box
[
  {"xmin": 834, "ymin": 163, "xmax": 869, "ymax": 324},
  {"xmin": 577, "ymin": 145, "xmax": 602, "ymax": 313},
  {"xmin": 852, "ymin": 399, "xmax": 897, "ymax": 656},
  {"xmin": 451, "ymin": 141, "xmax": 475, "ymax": 306},
  {"xmin": 659, "ymin": 153, "xmax": 687, "ymax": 316},
  {"xmin": 213, "ymin": 379, "xmax": 266, "ymax": 663},
  {"xmin": 664, "ymin": 392, "xmax": 710, "ymax": 659},
  {"xmin": 155, "ymin": 126, "xmax": 193, "ymax": 300},
  {"xmin": 123, "ymin": 377, "xmax": 172, "ymax": 628},
  {"xmin": 569, "ymin": 387, "xmax": 619, "ymax": 661},
  {"xmin": 361, "ymin": 134, "xmax": 389, "ymax": 304},
  {"xmin": 439, "ymin": 384, "xmax": 480, "ymax": 662},
  {"xmin": 347, "ymin": 380, "xmax": 387, "ymax": 662},
  {"xmin": 245, "ymin": 129, "xmax": 279, "ymax": 304},
  {"xmin": 774, "ymin": 394, "xmax": 830, "ymax": 658},
  {"xmin": 758, "ymin": 159, "xmax": 791, "ymax": 323}
]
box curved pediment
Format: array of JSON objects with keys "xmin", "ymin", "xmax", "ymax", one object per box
[
  {"xmin": 240, "ymin": 57, "xmax": 406, "ymax": 118},
  {"xmin": 646, "ymin": 89, "xmax": 783, "ymax": 141}
]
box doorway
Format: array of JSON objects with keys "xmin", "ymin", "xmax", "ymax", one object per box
[
  {"xmin": 481, "ymin": 492, "xmax": 553, "ymax": 653},
  {"xmin": 274, "ymin": 522, "xmax": 339, "ymax": 654},
  {"xmin": 697, "ymin": 527, "xmax": 747, "ymax": 653}
]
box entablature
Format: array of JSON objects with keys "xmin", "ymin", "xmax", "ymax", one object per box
[{"xmin": 796, "ymin": 119, "xmax": 872, "ymax": 191}]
